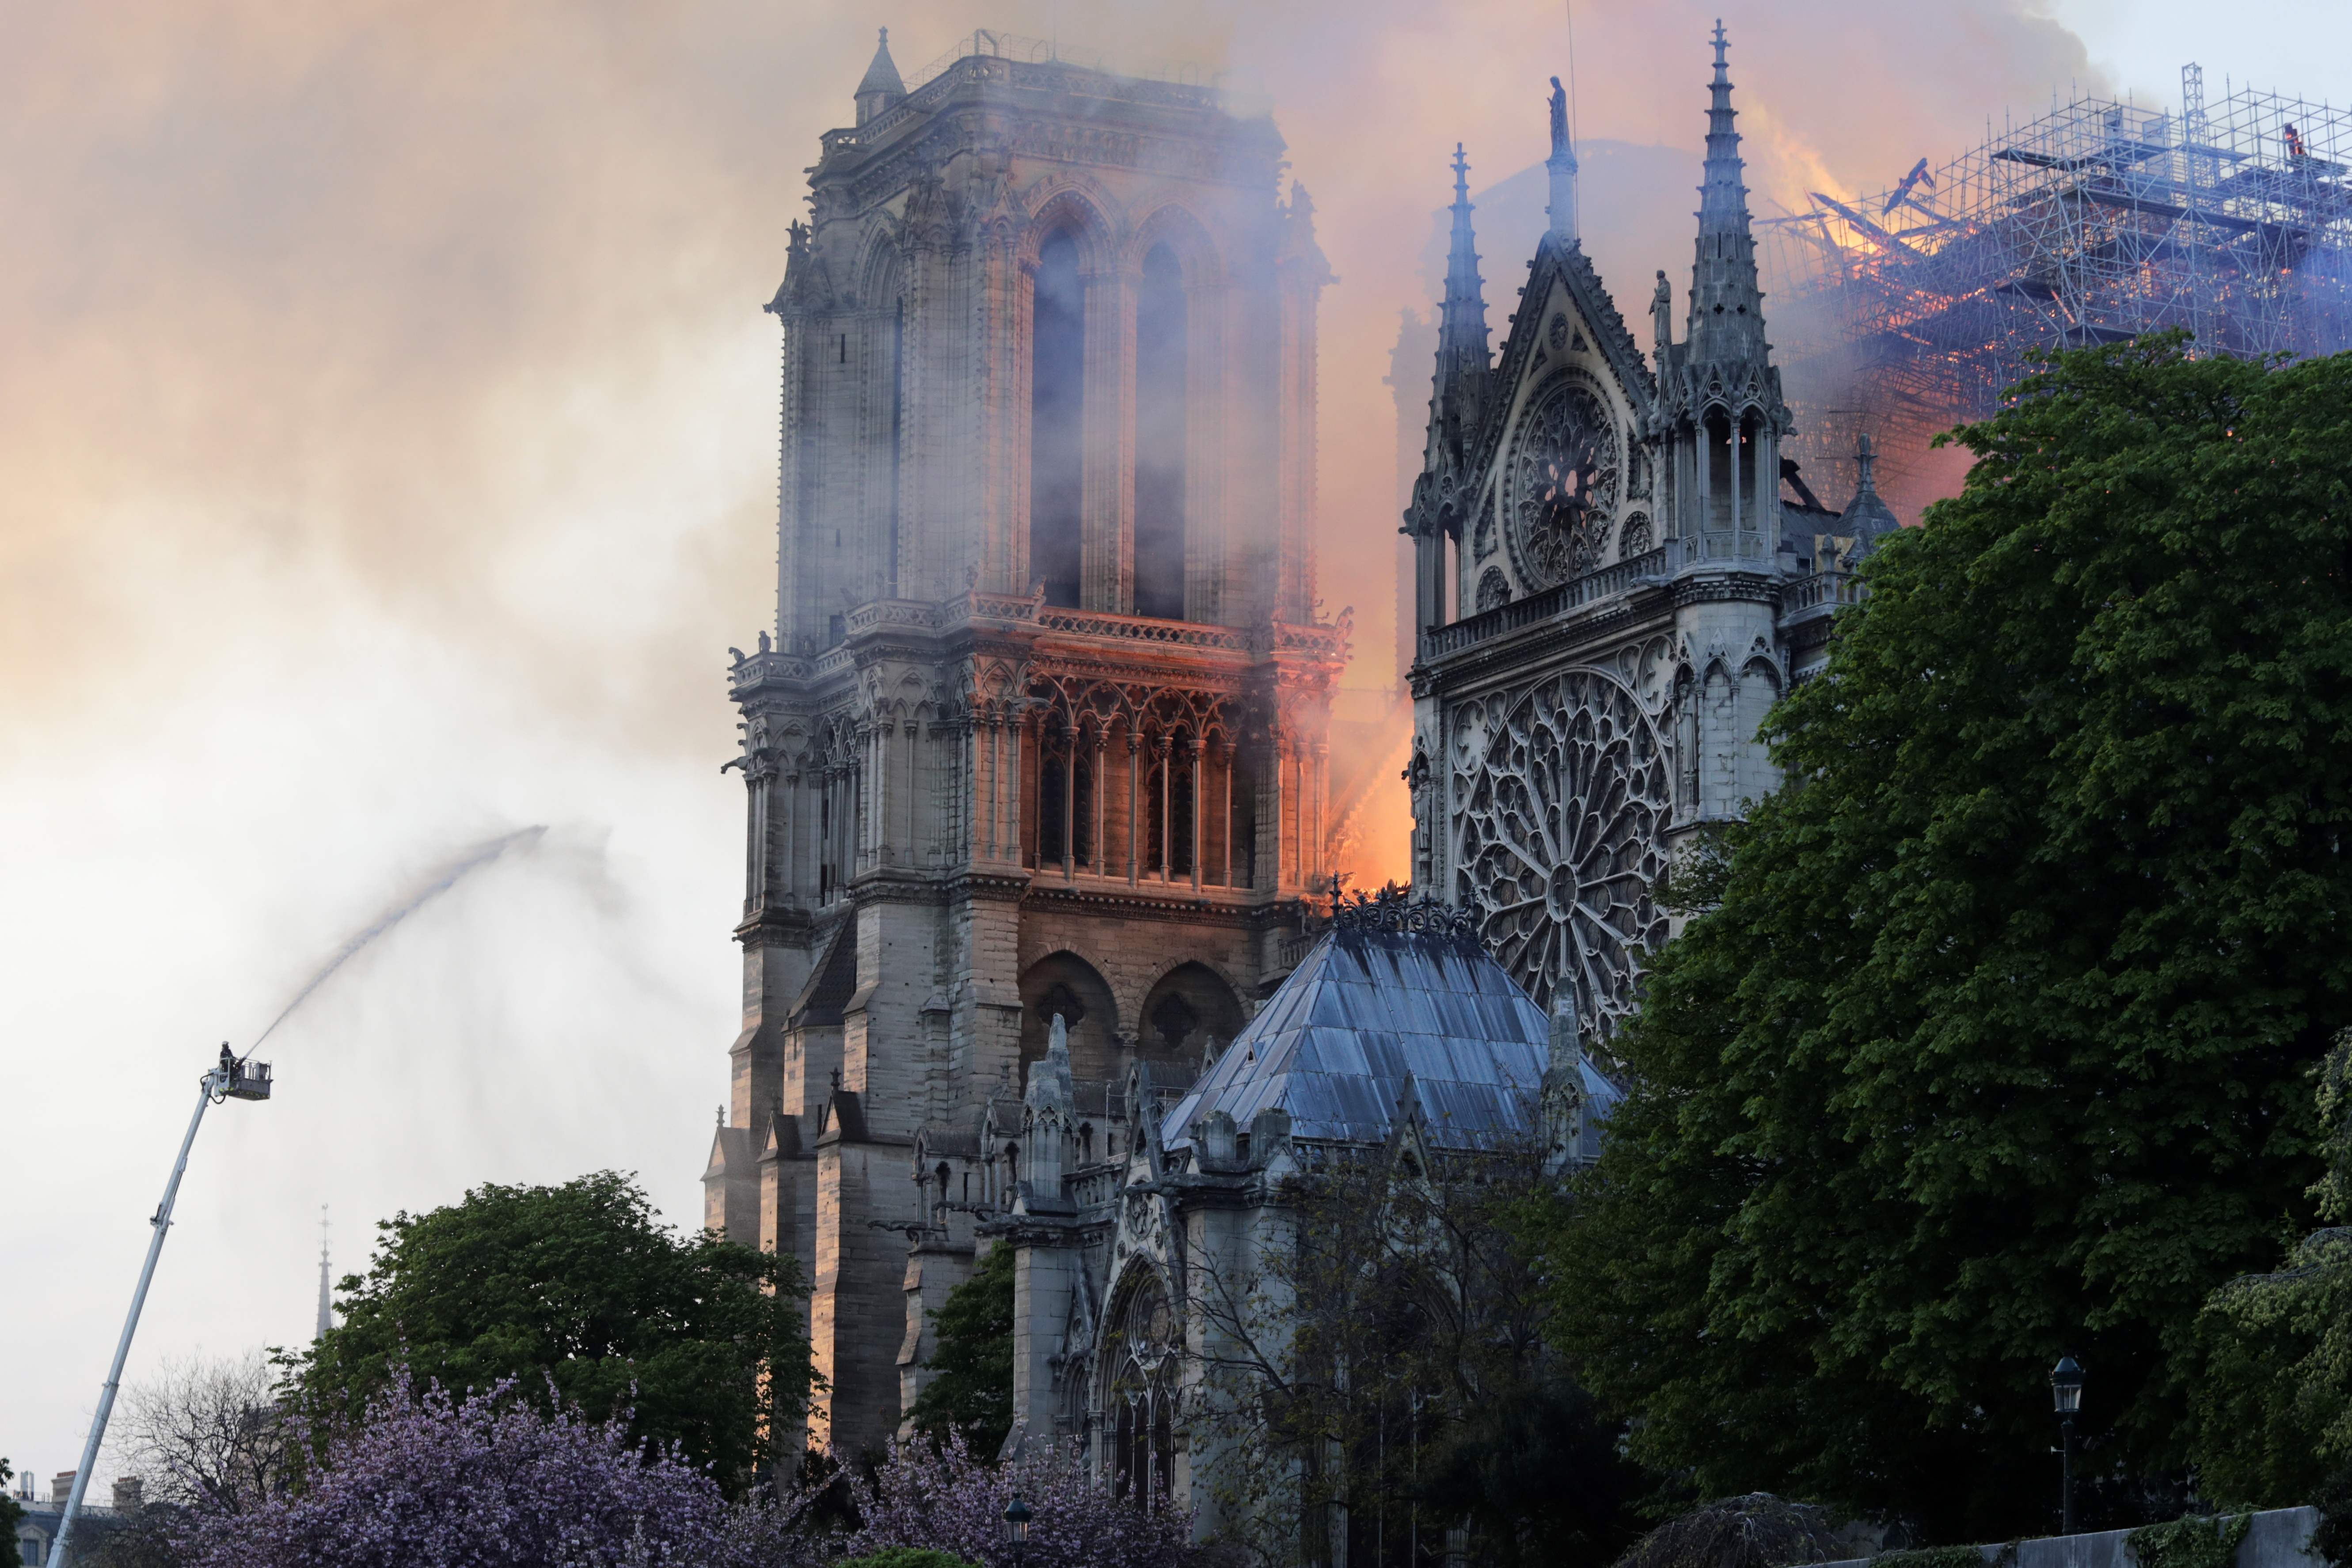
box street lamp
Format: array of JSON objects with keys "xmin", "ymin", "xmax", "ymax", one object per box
[
  {"xmin": 1002, "ymin": 1492, "xmax": 1034, "ymax": 1568},
  {"xmin": 2050, "ymin": 1354, "xmax": 2086, "ymax": 1535},
  {"xmin": 49, "ymin": 1046, "xmax": 272, "ymax": 1568}
]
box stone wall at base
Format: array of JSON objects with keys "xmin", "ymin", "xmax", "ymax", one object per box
[{"xmin": 1818, "ymin": 1507, "xmax": 2322, "ymax": 1568}]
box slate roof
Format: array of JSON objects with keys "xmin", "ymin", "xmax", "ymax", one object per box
[
  {"xmin": 1160, "ymin": 925, "xmax": 1623, "ymax": 1154},
  {"xmin": 855, "ymin": 30, "xmax": 904, "ymax": 99}
]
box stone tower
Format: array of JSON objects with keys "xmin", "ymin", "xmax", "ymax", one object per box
[
  {"xmin": 704, "ymin": 30, "xmax": 1346, "ymax": 1460},
  {"xmin": 1407, "ymin": 25, "xmax": 1892, "ymax": 1037}
]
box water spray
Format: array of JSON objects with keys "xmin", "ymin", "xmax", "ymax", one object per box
[
  {"xmin": 251, "ymin": 824, "xmax": 548, "ymax": 1051},
  {"xmin": 46, "ymin": 824, "xmax": 547, "ymax": 1567}
]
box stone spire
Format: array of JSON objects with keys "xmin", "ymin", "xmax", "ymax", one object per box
[
  {"xmin": 1029, "ymin": 1011, "xmax": 1076, "ymax": 1116},
  {"xmin": 1546, "ymin": 76, "xmax": 1580, "ymax": 245},
  {"xmin": 854, "ymin": 27, "xmax": 906, "ymax": 126},
  {"xmin": 1839, "ymin": 432, "xmax": 1901, "ymax": 542},
  {"xmin": 1683, "ymin": 21, "xmax": 1769, "ymax": 366},
  {"xmin": 1541, "ymin": 986, "xmax": 1588, "ymax": 1176},
  {"xmin": 1021, "ymin": 1012, "xmax": 1077, "ymax": 1201},
  {"xmin": 314, "ymin": 1204, "xmax": 332, "ymax": 1340},
  {"xmin": 1427, "ymin": 145, "xmax": 1494, "ymax": 467}
]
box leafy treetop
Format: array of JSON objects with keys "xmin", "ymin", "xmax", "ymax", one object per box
[
  {"xmin": 289, "ymin": 1170, "xmax": 814, "ymax": 1494},
  {"xmin": 909, "ymin": 1241, "xmax": 1015, "ymax": 1458},
  {"xmin": 1543, "ymin": 335, "xmax": 2352, "ymax": 1538}
]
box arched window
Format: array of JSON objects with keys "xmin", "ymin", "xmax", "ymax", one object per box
[
  {"xmin": 1143, "ymin": 736, "xmax": 1197, "ymax": 877},
  {"xmin": 1133, "ymin": 243, "xmax": 1187, "ymax": 620},
  {"xmin": 1036, "ymin": 717, "xmax": 1096, "ymax": 874},
  {"xmin": 1106, "ymin": 1273, "xmax": 1178, "ymax": 1507},
  {"xmin": 1032, "ymin": 232, "xmax": 1086, "ymax": 608},
  {"xmin": 1706, "ymin": 410, "xmax": 1736, "ymax": 535}
]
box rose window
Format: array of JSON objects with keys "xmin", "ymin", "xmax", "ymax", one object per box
[
  {"xmin": 1506, "ymin": 378, "xmax": 1621, "ymax": 589},
  {"xmin": 1452, "ymin": 670, "xmax": 1670, "ymax": 1036}
]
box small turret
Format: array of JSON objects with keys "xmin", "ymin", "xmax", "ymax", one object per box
[
  {"xmin": 854, "ymin": 27, "xmax": 906, "ymax": 127},
  {"xmin": 1839, "ymin": 433, "xmax": 1901, "ymax": 543}
]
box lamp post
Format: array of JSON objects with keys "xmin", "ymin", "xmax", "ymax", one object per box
[
  {"xmin": 2050, "ymin": 1353, "xmax": 2085, "ymax": 1535},
  {"xmin": 1002, "ymin": 1492, "xmax": 1033, "ymax": 1568}
]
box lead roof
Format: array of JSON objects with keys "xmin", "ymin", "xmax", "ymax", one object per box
[{"xmin": 1160, "ymin": 926, "xmax": 1622, "ymax": 1152}]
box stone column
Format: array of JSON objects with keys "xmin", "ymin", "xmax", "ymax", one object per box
[
  {"xmin": 904, "ymin": 718, "xmax": 921, "ymax": 865},
  {"xmin": 1062, "ymin": 728, "xmax": 1077, "ymax": 879},
  {"xmin": 1307, "ymin": 738, "xmax": 1328, "ymax": 888},
  {"xmin": 980, "ymin": 717, "xmax": 999, "ymax": 862},
  {"xmin": 862, "ymin": 721, "xmax": 883, "ymax": 869},
  {"xmin": 781, "ymin": 769, "xmax": 798, "ymax": 900},
  {"xmin": 744, "ymin": 769, "xmax": 767, "ymax": 915},
  {"xmin": 1221, "ymin": 738, "xmax": 1235, "ymax": 888},
  {"xmin": 1092, "ymin": 730, "xmax": 1109, "ymax": 875},
  {"xmin": 1189, "ymin": 738, "xmax": 1204, "ymax": 892}
]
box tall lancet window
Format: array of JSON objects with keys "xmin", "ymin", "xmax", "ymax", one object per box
[
  {"xmin": 1132, "ymin": 243, "xmax": 1188, "ymax": 620},
  {"xmin": 1031, "ymin": 232, "xmax": 1086, "ymax": 608},
  {"xmin": 889, "ymin": 296, "xmax": 904, "ymax": 596}
]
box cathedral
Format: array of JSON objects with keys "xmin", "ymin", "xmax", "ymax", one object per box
[
  {"xmin": 1405, "ymin": 25, "xmax": 1896, "ymax": 1039},
  {"xmin": 707, "ymin": 16, "xmax": 1896, "ymax": 1534}
]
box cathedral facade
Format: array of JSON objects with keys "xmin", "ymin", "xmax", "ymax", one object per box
[
  {"xmin": 702, "ymin": 30, "xmax": 1349, "ymax": 1460},
  {"xmin": 976, "ymin": 25, "xmax": 1898, "ymax": 1552},
  {"xmin": 1405, "ymin": 27, "xmax": 1896, "ymax": 1037}
]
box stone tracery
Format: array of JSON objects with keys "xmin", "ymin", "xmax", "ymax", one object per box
[
  {"xmin": 1505, "ymin": 375, "xmax": 1622, "ymax": 588},
  {"xmin": 1451, "ymin": 670, "xmax": 1672, "ymax": 1033}
]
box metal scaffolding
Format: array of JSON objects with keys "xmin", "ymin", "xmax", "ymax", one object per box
[{"xmin": 1760, "ymin": 68, "xmax": 2352, "ymax": 523}]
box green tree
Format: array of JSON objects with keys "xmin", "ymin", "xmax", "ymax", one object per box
[
  {"xmin": 909, "ymin": 1242, "xmax": 1015, "ymax": 1456},
  {"xmin": 2189, "ymin": 1033, "xmax": 2352, "ymax": 1503},
  {"xmin": 289, "ymin": 1170, "xmax": 814, "ymax": 1494},
  {"xmin": 0, "ymin": 1458, "xmax": 22, "ymax": 1542},
  {"xmin": 1543, "ymin": 337, "xmax": 2352, "ymax": 1538}
]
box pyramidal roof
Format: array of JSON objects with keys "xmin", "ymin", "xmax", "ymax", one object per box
[
  {"xmin": 1839, "ymin": 433, "xmax": 1901, "ymax": 539},
  {"xmin": 1160, "ymin": 922, "xmax": 1622, "ymax": 1152},
  {"xmin": 856, "ymin": 28, "xmax": 905, "ymax": 99}
]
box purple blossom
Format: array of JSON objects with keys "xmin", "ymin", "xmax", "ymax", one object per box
[
  {"xmin": 179, "ymin": 1374, "xmax": 782, "ymax": 1568},
  {"xmin": 843, "ymin": 1428, "xmax": 1197, "ymax": 1568}
]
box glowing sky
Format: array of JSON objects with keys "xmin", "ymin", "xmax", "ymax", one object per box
[{"xmin": 6, "ymin": 0, "xmax": 2347, "ymax": 1485}]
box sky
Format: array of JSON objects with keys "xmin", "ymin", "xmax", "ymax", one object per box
[{"xmin": 6, "ymin": 0, "xmax": 2349, "ymax": 1489}]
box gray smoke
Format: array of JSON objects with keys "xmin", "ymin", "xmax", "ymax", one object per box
[{"xmin": 247, "ymin": 825, "xmax": 549, "ymax": 1052}]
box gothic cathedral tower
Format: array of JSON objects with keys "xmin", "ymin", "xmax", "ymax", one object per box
[
  {"xmin": 704, "ymin": 31, "xmax": 1345, "ymax": 1459},
  {"xmin": 1408, "ymin": 26, "xmax": 1892, "ymax": 1040}
]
